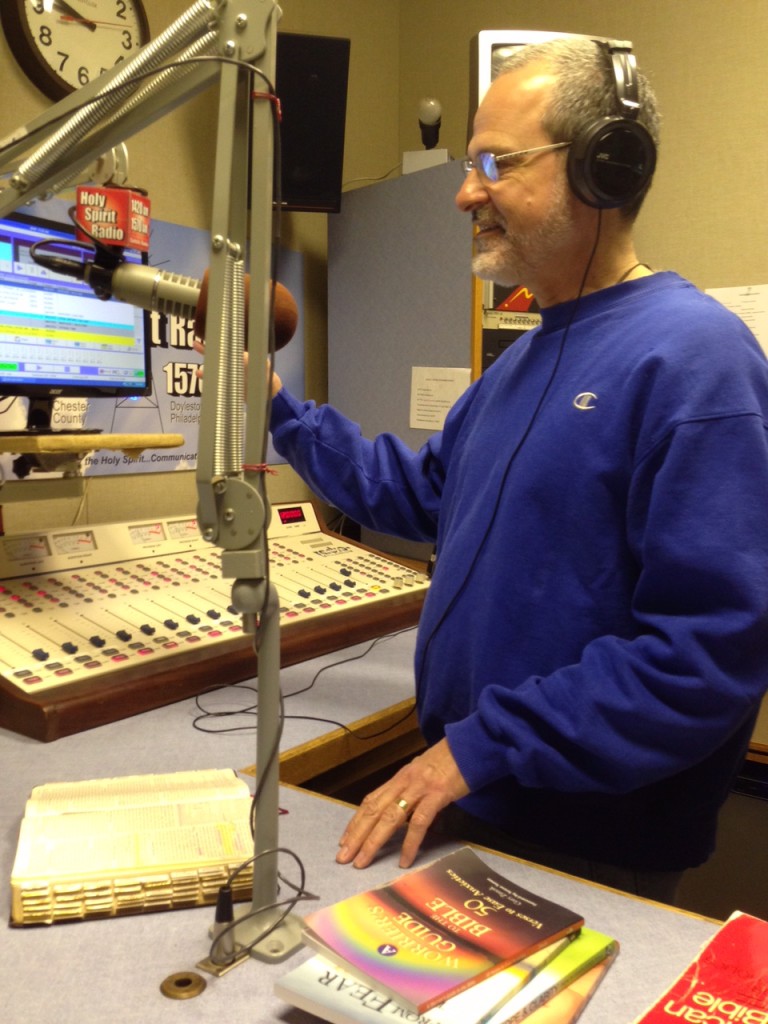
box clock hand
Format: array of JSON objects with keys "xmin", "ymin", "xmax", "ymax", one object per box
[{"xmin": 53, "ymin": 0, "xmax": 98, "ymax": 31}]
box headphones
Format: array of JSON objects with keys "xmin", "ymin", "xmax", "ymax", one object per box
[{"xmin": 566, "ymin": 40, "xmax": 657, "ymax": 209}]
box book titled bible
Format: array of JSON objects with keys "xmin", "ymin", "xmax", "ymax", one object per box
[
  {"xmin": 301, "ymin": 846, "xmax": 584, "ymax": 1014},
  {"xmin": 10, "ymin": 768, "xmax": 255, "ymax": 925},
  {"xmin": 631, "ymin": 911, "xmax": 768, "ymax": 1023}
]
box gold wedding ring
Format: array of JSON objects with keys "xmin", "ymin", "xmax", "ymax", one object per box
[{"xmin": 396, "ymin": 798, "xmax": 409, "ymax": 813}]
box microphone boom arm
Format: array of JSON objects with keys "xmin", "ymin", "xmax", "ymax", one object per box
[{"xmin": 0, "ymin": 0, "xmax": 302, "ymax": 964}]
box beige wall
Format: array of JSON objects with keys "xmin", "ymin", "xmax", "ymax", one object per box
[
  {"xmin": 1, "ymin": 0, "xmax": 766, "ymax": 531},
  {"xmin": 398, "ymin": 0, "xmax": 768, "ymax": 289}
]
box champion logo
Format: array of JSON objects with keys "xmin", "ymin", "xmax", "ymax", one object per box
[{"xmin": 573, "ymin": 392, "xmax": 598, "ymax": 410}]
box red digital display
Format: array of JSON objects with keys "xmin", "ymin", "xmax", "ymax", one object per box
[{"xmin": 277, "ymin": 506, "xmax": 306, "ymax": 525}]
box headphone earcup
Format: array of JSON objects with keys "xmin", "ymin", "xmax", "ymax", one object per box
[{"xmin": 567, "ymin": 116, "xmax": 656, "ymax": 209}]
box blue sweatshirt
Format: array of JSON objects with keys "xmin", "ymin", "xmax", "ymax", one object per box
[{"xmin": 270, "ymin": 273, "xmax": 768, "ymax": 869}]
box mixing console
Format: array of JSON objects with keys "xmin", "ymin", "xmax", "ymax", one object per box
[{"xmin": 0, "ymin": 503, "xmax": 428, "ymax": 741}]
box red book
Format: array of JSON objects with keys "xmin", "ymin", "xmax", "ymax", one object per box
[{"xmin": 632, "ymin": 911, "xmax": 768, "ymax": 1022}]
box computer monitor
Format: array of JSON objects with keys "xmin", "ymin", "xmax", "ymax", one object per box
[
  {"xmin": 470, "ymin": 30, "xmax": 579, "ymax": 110},
  {"xmin": 0, "ymin": 209, "xmax": 151, "ymax": 432}
]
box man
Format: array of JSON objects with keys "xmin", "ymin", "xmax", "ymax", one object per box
[{"xmin": 268, "ymin": 38, "xmax": 768, "ymax": 902}]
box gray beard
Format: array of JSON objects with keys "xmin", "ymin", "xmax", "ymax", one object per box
[{"xmin": 471, "ymin": 186, "xmax": 575, "ymax": 288}]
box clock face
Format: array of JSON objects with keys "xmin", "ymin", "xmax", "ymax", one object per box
[{"xmin": 1, "ymin": 0, "xmax": 151, "ymax": 100}]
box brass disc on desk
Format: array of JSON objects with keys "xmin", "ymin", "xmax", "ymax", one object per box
[{"xmin": 160, "ymin": 971, "xmax": 207, "ymax": 999}]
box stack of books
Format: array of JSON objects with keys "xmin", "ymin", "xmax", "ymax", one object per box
[{"xmin": 275, "ymin": 846, "xmax": 618, "ymax": 1024}]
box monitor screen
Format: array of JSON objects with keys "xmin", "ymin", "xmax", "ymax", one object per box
[{"xmin": 0, "ymin": 210, "xmax": 151, "ymax": 429}]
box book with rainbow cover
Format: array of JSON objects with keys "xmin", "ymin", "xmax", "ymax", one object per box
[{"xmin": 301, "ymin": 847, "xmax": 584, "ymax": 1014}]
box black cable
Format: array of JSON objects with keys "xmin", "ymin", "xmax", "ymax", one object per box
[
  {"xmin": 281, "ymin": 627, "xmax": 416, "ymax": 701},
  {"xmin": 2, "ymin": 49, "xmax": 313, "ymax": 975},
  {"xmin": 324, "ymin": 509, "xmax": 352, "ymax": 536},
  {"xmin": 205, "ymin": 626, "xmax": 419, "ymax": 964},
  {"xmin": 281, "ymin": 704, "xmax": 417, "ymax": 742},
  {"xmin": 192, "ymin": 683, "xmax": 259, "ymax": 730},
  {"xmin": 0, "ymin": 54, "xmax": 278, "ymax": 162},
  {"xmin": 207, "ymin": 845, "xmax": 318, "ymax": 964},
  {"xmin": 191, "ymin": 626, "xmax": 417, "ymax": 741},
  {"xmin": 248, "ymin": 57, "xmax": 282, "ymax": 621},
  {"xmin": 249, "ymin": 688, "xmax": 285, "ymax": 837},
  {"xmin": 20, "ymin": 55, "xmax": 284, "ymax": 632},
  {"xmin": 28, "ymin": 235, "xmax": 98, "ymax": 277}
]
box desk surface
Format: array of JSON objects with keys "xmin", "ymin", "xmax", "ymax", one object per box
[{"xmin": 1, "ymin": 635, "xmax": 718, "ymax": 1024}]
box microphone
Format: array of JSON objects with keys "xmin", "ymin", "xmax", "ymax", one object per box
[{"xmin": 83, "ymin": 261, "xmax": 299, "ymax": 350}]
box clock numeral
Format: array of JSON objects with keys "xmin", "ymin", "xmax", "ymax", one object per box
[{"xmin": 4, "ymin": 0, "xmax": 150, "ymax": 100}]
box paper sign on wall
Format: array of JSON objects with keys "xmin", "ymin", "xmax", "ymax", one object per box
[
  {"xmin": 409, "ymin": 366, "xmax": 471, "ymax": 431},
  {"xmin": 706, "ymin": 284, "xmax": 768, "ymax": 355}
]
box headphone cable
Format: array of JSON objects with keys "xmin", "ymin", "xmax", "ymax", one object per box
[{"xmin": 417, "ymin": 210, "xmax": 605, "ymax": 690}]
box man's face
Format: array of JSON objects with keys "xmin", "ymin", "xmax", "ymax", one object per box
[{"xmin": 456, "ymin": 66, "xmax": 578, "ymax": 292}]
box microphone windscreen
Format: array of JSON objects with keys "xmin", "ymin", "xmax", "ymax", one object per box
[
  {"xmin": 272, "ymin": 281, "xmax": 300, "ymax": 350},
  {"xmin": 193, "ymin": 269, "xmax": 298, "ymax": 350}
]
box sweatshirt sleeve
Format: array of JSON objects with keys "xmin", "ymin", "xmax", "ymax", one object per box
[
  {"xmin": 270, "ymin": 386, "xmax": 445, "ymax": 541},
  {"xmin": 445, "ymin": 411, "xmax": 768, "ymax": 796}
]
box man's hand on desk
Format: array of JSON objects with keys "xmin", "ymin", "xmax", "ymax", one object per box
[{"xmin": 336, "ymin": 737, "xmax": 469, "ymax": 870}]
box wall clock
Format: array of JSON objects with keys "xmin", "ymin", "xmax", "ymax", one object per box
[{"xmin": 1, "ymin": 0, "xmax": 151, "ymax": 101}]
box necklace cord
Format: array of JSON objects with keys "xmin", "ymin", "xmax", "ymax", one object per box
[{"xmin": 614, "ymin": 261, "xmax": 651, "ymax": 286}]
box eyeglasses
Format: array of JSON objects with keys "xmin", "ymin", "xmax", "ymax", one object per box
[{"xmin": 461, "ymin": 142, "xmax": 572, "ymax": 183}]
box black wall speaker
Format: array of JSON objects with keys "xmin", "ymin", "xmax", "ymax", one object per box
[{"xmin": 276, "ymin": 32, "xmax": 351, "ymax": 214}]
